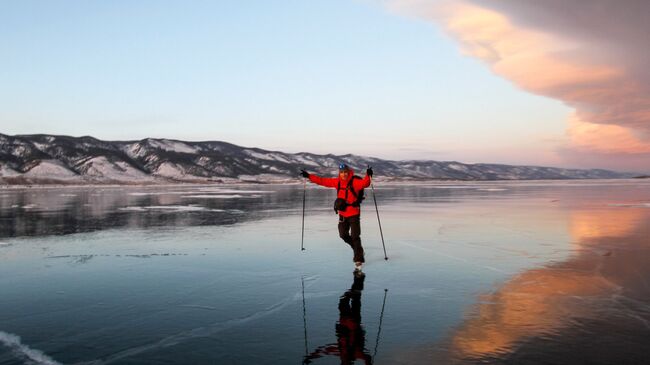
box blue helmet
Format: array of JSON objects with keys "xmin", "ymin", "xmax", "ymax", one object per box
[{"xmin": 338, "ymin": 163, "xmax": 350, "ymax": 171}]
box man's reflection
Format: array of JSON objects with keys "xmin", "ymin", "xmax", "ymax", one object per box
[{"xmin": 303, "ymin": 273, "xmax": 373, "ymax": 364}]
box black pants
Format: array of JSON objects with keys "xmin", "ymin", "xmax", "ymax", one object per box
[{"xmin": 338, "ymin": 215, "xmax": 364, "ymax": 263}]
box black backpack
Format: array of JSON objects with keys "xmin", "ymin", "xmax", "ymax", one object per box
[{"xmin": 334, "ymin": 176, "xmax": 365, "ymax": 213}]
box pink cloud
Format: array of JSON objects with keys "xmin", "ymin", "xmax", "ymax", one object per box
[{"xmin": 384, "ymin": 0, "xmax": 650, "ymax": 171}]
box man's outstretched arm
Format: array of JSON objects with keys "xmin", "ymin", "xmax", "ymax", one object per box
[{"xmin": 301, "ymin": 169, "xmax": 338, "ymax": 188}]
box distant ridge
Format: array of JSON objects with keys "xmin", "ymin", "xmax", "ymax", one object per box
[{"xmin": 0, "ymin": 133, "xmax": 636, "ymax": 184}]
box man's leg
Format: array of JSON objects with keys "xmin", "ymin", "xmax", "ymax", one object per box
[
  {"xmin": 338, "ymin": 215, "xmax": 353, "ymax": 247},
  {"xmin": 349, "ymin": 216, "xmax": 364, "ymax": 263}
]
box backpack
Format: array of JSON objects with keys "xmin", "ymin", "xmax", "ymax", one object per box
[{"xmin": 334, "ymin": 176, "xmax": 365, "ymax": 213}]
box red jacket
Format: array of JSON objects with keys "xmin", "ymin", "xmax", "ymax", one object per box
[{"xmin": 308, "ymin": 168, "xmax": 371, "ymax": 217}]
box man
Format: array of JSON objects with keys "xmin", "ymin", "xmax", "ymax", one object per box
[{"xmin": 300, "ymin": 163, "xmax": 373, "ymax": 272}]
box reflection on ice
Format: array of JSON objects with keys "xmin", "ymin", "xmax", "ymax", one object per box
[
  {"xmin": 394, "ymin": 195, "xmax": 650, "ymax": 364},
  {"xmin": 0, "ymin": 185, "xmax": 299, "ymax": 238},
  {"xmin": 303, "ymin": 273, "xmax": 374, "ymax": 365}
]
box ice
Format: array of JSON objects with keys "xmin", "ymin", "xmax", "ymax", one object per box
[
  {"xmin": 180, "ymin": 194, "xmax": 262, "ymax": 199},
  {"xmin": 126, "ymin": 189, "xmax": 273, "ymax": 197},
  {"xmin": 2, "ymin": 181, "xmax": 650, "ymax": 364},
  {"xmin": 128, "ymin": 191, "xmax": 188, "ymax": 196},
  {"xmin": 195, "ymin": 188, "xmax": 274, "ymax": 194},
  {"xmin": 608, "ymin": 203, "xmax": 650, "ymax": 208},
  {"xmin": 118, "ymin": 205, "xmax": 223, "ymax": 212},
  {"xmin": 80, "ymin": 275, "xmax": 319, "ymax": 365},
  {"xmin": 117, "ymin": 206, "xmax": 147, "ymax": 211},
  {"xmin": 237, "ymin": 174, "xmax": 295, "ymax": 182}
]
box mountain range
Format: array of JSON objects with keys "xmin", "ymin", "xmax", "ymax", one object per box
[{"xmin": 0, "ymin": 133, "xmax": 636, "ymax": 184}]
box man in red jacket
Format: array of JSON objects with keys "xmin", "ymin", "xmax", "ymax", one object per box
[{"xmin": 301, "ymin": 163, "xmax": 373, "ymax": 272}]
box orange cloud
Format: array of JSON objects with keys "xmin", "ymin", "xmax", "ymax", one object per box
[
  {"xmin": 568, "ymin": 114, "xmax": 650, "ymax": 154},
  {"xmin": 384, "ymin": 0, "xmax": 650, "ymax": 168}
]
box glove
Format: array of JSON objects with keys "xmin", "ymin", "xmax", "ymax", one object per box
[
  {"xmin": 366, "ymin": 167, "xmax": 373, "ymax": 177},
  {"xmin": 300, "ymin": 169, "xmax": 310, "ymax": 178}
]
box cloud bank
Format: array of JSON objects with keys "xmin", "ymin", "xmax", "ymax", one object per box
[{"xmin": 384, "ymin": 0, "xmax": 650, "ymax": 171}]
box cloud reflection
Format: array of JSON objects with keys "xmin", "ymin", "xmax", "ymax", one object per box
[{"xmin": 397, "ymin": 202, "xmax": 650, "ymax": 363}]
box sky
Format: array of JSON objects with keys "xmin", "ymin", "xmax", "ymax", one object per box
[{"xmin": 1, "ymin": 0, "xmax": 647, "ymax": 172}]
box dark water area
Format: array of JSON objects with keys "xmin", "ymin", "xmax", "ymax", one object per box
[{"xmin": 0, "ymin": 180, "xmax": 649, "ymax": 364}]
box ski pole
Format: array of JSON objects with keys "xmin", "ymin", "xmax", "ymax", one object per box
[
  {"xmin": 301, "ymin": 178, "xmax": 306, "ymax": 251},
  {"xmin": 301, "ymin": 276, "xmax": 309, "ymax": 357},
  {"xmin": 369, "ymin": 167, "xmax": 387, "ymax": 260},
  {"xmin": 372, "ymin": 288, "xmax": 389, "ymax": 359}
]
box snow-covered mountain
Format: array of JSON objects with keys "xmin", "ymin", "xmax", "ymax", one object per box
[{"xmin": 0, "ymin": 133, "xmax": 635, "ymax": 184}]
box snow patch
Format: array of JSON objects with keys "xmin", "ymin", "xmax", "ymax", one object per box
[
  {"xmin": 31, "ymin": 142, "xmax": 49, "ymax": 151},
  {"xmin": 0, "ymin": 164, "xmax": 20, "ymax": 177},
  {"xmin": 245, "ymin": 150, "xmax": 274, "ymax": 161},
  {"xmin": 114, "ymin": 161, "xmax": 151, "ymax": 179},
  {"xmin": 154, "ymin": 162, "xmax": 186, "ymax": 178},
  {"xmin": 0, "ymin": 331, "xmax": 62, "ymax": 365},
  {"xmin": 24, "ymin": 160, "xmax": 78, "ymax": 179},
  {"xmin": 293, "ymin": 155, "xmax": 319, "ymax": 167},
  {"xmin": 447, "ymin": 164, "xmax": 469, "ymax": 172},
  {"xmin": 149, "ymin": 139, "xmax": 199, "ymax": 154},
  {"xmin": 81, "ymin": 156, "xmax": 149, "ymax": 180},
  {"xmin": 268, "ymin": 153, "xmax": 291, "ymax": 163}
]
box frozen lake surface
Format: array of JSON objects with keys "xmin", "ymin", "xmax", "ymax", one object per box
[{"xmin": 1, "ymin": 180, "xmax": 649, "ymax": 364}]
